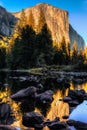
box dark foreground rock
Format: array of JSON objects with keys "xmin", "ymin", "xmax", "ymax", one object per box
[
  {"xmin": 63, "ymin": 89, "xmax": 86, "ymax": 109},
  {"xmin": 46, "ymin": 117, "xmax": 67, "ymax": 130},
  {"xmin": 11, "ymin": 86, "xmax": 37, "ymax": 101},
  {"xmin": 67, "ymin": 119, "xmax": 87, "ymax": 130},
  {"xmin": 36, "ymin": 90, "xmax": 53, "ymax": 105},
  {"xmin": 0, "ymin": 125, "xmax": 17, "ymax": 130},
  {"xmin": 22, "ymin": 112, "xmax": 44, "ymax": 128},
  {"xmin": 0, "ymin": 103, "xmax": 14, "ymax": 125},
  {"xmin": 48, "ymin": 122, "xmax": 67, "ymax": 130}
]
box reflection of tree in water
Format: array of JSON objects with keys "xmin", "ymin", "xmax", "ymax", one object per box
[
  {"xmin": 0, "ymin": 71, "xmax": 7, "ymax": 88},
  {"xmin": 43, "ymin": 77, "xmax": 70, "ymax": 92},
  {"xmin": 0, "ymin": 72, "xmax": 87, "ymax": 129},
  {"xmin": 35, "ymin": 89, "xmax": 69, "ymax": 122},
  {"xmin": 0, "ymin": 87, "xmax": 23, "ymax": 128},
  {"xmin": 20, "ymin": 99, "xmax": 36, "ymax": 113}
]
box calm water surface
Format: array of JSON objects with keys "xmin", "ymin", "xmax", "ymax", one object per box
[{"xmin": 0, "ymin": 71, "xmax": 87, "ymax": 129}]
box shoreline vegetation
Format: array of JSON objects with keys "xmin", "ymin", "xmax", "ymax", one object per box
[{"xmin": 1, "ymin": 64, "xmax": 87, "ymax": 75}]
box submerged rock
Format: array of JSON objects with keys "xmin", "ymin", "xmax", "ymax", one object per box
[{"xmin": 0, "ymin": 125, "xmax": 17, "ymax": 130}]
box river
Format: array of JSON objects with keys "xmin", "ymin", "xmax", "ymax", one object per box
[{"xmin": 0, "ymin": 71, "xmax": 87, "ymax": 129}]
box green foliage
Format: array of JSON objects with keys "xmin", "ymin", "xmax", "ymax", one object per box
[
  {"xmin": 53, "ymin": 50, "xmax": 66, "ymax": 65},
  {"xmin": 36, "ymin": 24, "xmax": 54, "ymax": 65},
  {"xmin": 71, "ymin": 40, "xmax": 78, "ymax": 64},
  {"xmin": 6, "ymin": 14, "xmax": 86, "ymax": 70},
  {"xmin": 53, "ymin": 37, "xmax": 70, "ymax": 65},
  {"xmin": 8, "ymin": 25, "xmax": 36, "ymax": 69},
  {"xmin": 8, "ymin": 23, "xmax": 54, "ymax": 69}
]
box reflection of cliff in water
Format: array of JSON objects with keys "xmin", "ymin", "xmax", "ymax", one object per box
[
  {"xmin": 0, "ymin": 87, "xmax": 23, "ymax": 129},
  {"xmin": 0, "ymin": 71, "xmax": 87, "ymax": 129},
  {"xmin": 46, "ymin": 89, "xmax": 69, "ymax": 121}
]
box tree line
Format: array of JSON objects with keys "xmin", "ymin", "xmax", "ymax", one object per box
[{"xmin": 0, "ymin": 10, "xmax": 86, "ymax": 70}]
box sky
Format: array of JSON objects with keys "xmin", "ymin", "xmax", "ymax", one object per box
[{"xmin": 0, "ymin": 0, "xmax": 87, "ymax": 44}]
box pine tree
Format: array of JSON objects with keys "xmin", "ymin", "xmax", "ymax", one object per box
[
  {"xmin": 36, "ymin": 24, "xmax": 53, "ymax": 65},
  {"xmin": 78, "ymin": 49, "xmax": 85, "ymax": 64},
  {"xmin": 71, "ymin": 40, "xmax": 78, "ymax": 64},
  {"xmin": 0, "ymin": 47, "xmax": 6, "ymax": 68},
  {"xmin": 8, "ymin": 25, "xmax": 36, "ymax": 69},
  {"xmin": 9, "ymin": 9, "xmax": 27, "ymax": 50}
]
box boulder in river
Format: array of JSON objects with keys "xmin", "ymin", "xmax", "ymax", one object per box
[
  {"xmin": 67, "ymin": 119, "xmax": 87, "ymax": 130},
  {"xmin": 48, "ymin": 121, "xmax": 67, "ymax": 130},
  {"xmin": 0, "ymin": 103, "xmax": 14, "ymax": 125},
  {"xmin": 36, "ymin": 90, "xmax": 53, "ymax": 105},
  {"xmin": 11, "ymin": 86, "xmax": 37, "ymax": 101},
  {"xmin": 22, "ymin": 111, "xmax": 44, "ymax": 128}
]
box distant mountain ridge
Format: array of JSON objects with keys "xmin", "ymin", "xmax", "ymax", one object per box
[{"xmin": 0, "ymin": 3, "xmax": 85, "ymax": 49}]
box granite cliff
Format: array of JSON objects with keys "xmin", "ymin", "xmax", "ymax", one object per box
[
  {"xmin": 0, "ymin": 3, "xmax": 85, "ymax": 49},
  {"xmin": 13, "ymin": 3, "xmax": 85, "ymax": 49},
  {"xmin": 0, "ymin": 6, "xmax": 17, "ymax": 36},
  {"xmin": 13, "ymin": 3, "xmax": 70, "ymax": 47},
  {"xmin": 69, "ymin": 24, "xmax": 85, "ymax": 50}
]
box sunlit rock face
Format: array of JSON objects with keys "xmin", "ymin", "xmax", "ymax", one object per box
[
  {"xmin": 0, "ymin": 6, "xmax": 17, "ymax": 36},
  {"xmin": 13, "ymin": 3, "xmax": 69, "ymax": 48},
  {"xmin": 0, "ymin": 3, "xmax": 85, "ymax": 49},
  {"xmin": 13, "ymin": 3, "xmax": 85, "ymax": 49}
]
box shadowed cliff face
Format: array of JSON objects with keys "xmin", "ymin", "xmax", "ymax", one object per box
[
  {"xmin": 69, "ymin": 24, "xmax": 85, "ymax": 50},
  {"xmin": 0, "ymin": 6, "xmax": 17, "ymax": 36},
  {"xmin": 0, "ymin": 3, "xmax": 85, "ymax": 49}
]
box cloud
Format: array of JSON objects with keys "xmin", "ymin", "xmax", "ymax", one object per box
[{"xmin": 0, "ymin": 1, "xmax": 3, "ymax": 6}]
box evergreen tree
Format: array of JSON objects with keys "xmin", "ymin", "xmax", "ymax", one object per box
[
  {"xmin": 53, "ymin": 49, "xmax": 66, "ymax": 65},
  {"xmin": 71, "ymin": 40, "xmax": 78, "ymax": 64},
  {"xmin": 0, "ymin": 47, "xmax": 6, "ymax": 69},
  {"xmin": 78, "ymin": 49, "xmax": 85, "ymax": 64},
  {"xmin": 8, "ymin": 25, "xmax": 36, "ymax": 69},
  {"xmin": 9, "ymin": 9, "xmax": 27, "ymax": 50},
  {"xmin": 36, "ymin": 24, "xmax": 53, "ymax": 65}
]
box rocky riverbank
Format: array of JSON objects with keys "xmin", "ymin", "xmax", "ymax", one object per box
[{"xmin": 0, "ymin": 73, "xmax": 87, "ymax": 130}]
